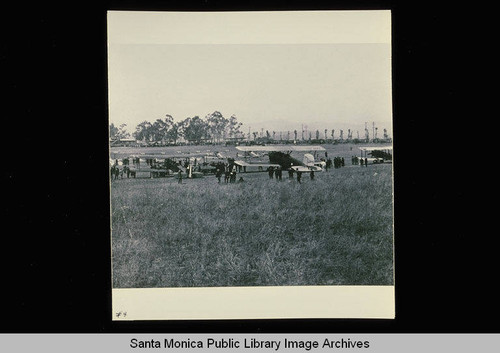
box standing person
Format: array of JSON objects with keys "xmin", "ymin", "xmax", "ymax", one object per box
[
  {"xmin": 268, "ymin": 166, "xmax": 274, "ymax": 179},
  {"xmin": 225, "ymin": 166, "xmax": 230, "ymax": 183},
  {"xmin": 296, "ymin": 171, "xmax": 302, "ymax": 184},
  {"xmin": 216, "ymin": 168, "xmax": 222, "ymax": 183},
  {"xmin": 278, "ymin": 167, "xmax": 282, "ymax": 181},
  {"xmin": 365, "ymin": 157, "xmax": 368, "ymax": 167},
  {"xmin": 360, "ymin": 158, "xmax": 364, "ymax": 167},
  {"xmin": 310, "ymin": 170, "xmax": 315, "ymax": 180},
  {"xmin": 178, "ymin": 170, "xmax": 182, "ymax": 184},
  {"xmin": 327, "ymin": 158, "xmax": 332, "ymax": 171},
  {"xmin": 274, "ymin": 167, "xmax": 280, "ymax": 180},
  {"xmin": 288, "ymin": 168, "xmax": 294, "ymax": 180}
]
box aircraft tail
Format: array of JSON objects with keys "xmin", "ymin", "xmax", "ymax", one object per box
[
  {"xmin": 303, "ymin": 153, "xmax": 315, "ymax": 165},
  {"xmin": 268, "ymin": 151, "xmax": 302, "ymax": 169}
]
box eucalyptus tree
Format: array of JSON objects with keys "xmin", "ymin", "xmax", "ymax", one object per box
[{"xmin": 205, "ymin": 111, "xmax": 228, "ymax": 144}]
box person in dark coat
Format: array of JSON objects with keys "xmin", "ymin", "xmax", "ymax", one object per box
[
  {"xmin": 364, "ymin": 157, "xmax": 368, "ymax": 167},
  {"xmin": 216, "ymin": 169, "xmax": 222, "ymax": 183},
  {"xmin": 178, "ymin": 170, "xmax": 182, "ymax": 183},
  {"xmin": 268, "ymin": 166, "xmax": 274, "ymax": 179},
  {"xmin": 296, "ymin": 171, "xmax": 302, "ymax": 183},
  {"xmin": 310, "ymin": 170, "xmax": 315, "ymax": 180},
  {"xmin": 288, "ymin": 168, "xmax": 294, "ymax": 180}
]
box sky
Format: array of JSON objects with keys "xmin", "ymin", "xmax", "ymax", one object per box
[{"xmin": 107, "ymin": 11, "xmax": 392, "ymax": 138}]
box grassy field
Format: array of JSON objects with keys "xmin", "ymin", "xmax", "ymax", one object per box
[
  {"xmin": 110, "ymin": 142, "xmax": 391, "ymax": 162},
  {"xmin": 110, "ymin": 156, "xmax": 394, "ymax": 288}
]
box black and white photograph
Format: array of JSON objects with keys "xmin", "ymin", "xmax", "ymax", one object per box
[
  {"xmin": 4, "ymin": 1, "xmax": 499, "ymax": 343},
  {"xmin": 108, "ymin": 10, "xmax": 394, "ymax": 320}
]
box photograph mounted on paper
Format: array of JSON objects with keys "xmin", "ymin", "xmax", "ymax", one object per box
[{"xmin": 108, "ymin": 10, "xmax": 394, "ymax": 320}]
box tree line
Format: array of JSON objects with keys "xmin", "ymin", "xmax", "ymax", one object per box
[
  {"xmin": 109, "ymin": 111, "xmax": 243, "ymax": 145},
  {"xmin": 110, "ymin": 112, "xmax": 392, "ymax": 145}
]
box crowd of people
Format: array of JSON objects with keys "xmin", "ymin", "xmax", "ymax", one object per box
[
  {"xmin": 337, "ymin": 157, "xmax": 344, "ymax": 168},
  {"xmin": 351, "ymin": 156, "xmax": 369, "ymax": 167},
  {"xmin": 267, "ymin": 166, "xmax": 283, "ymax": 180},
  {"xmin": 214, "ymin": 162, "xmax": 240, "ymax": 184},
  {"xmin": 110, "ymin": 160, "xmax": 137, "ymax": 180},
  {"xmin": 266, "ymin": 165, "xmax": 315, "ymax": 184},
  {"xmin": 111, "ymin": 153, "xmax": 373, "ymax": 183},
  {"xmin": 211, "ymin": 163, "xmax": 319, "ymax": 185}
]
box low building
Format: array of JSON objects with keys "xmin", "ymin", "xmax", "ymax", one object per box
[{"xmin": 110, "ymin": 138, "xmax": 138, "ymax": 147}]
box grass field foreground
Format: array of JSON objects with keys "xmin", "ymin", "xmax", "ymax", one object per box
[{"xmin": 111, "ymin": 163, "xmax": 393, "ymax": 288}]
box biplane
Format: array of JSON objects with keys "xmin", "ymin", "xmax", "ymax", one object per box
[
  {"xmin": 234, "ymin": 145, "xmax": 327, "ymax": 172},
  {"xmin": 358, "ymin": 146, "xmax": 393, "ymax": 164},
  {"xmin": 110, "ymin": 151, "xmax": 222, "ymax": 179}
]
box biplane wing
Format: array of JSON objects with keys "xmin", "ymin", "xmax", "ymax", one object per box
[
  {"xmin": 235, "ymin": 145, "xmax": 326, "ymax": 172},
  {"xmin": 233, "ymin": 160, "xmax": 281, "ymax": 172},
  {"xmin": 235, "ymin": 145, "xmax": 326, "ymax": 152},
  {"xmin": 359, "ymin": 146, "xmax": 393, "ymax": 163},
  {"xmin": 290, "ymin": 165, "xmax": 321, "ymax": 172},
  {"xmin": 358, "ymin": 146, "xmax": 393, "ymax": 153},
  {"xmin": 127, "ymin": 152, "xmax": 214, "ymax": 159}
]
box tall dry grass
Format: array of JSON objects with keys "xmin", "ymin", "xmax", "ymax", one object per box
[{"xmin": 111, "ymin": 164, "xmax": 393, "ymax": 288}]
